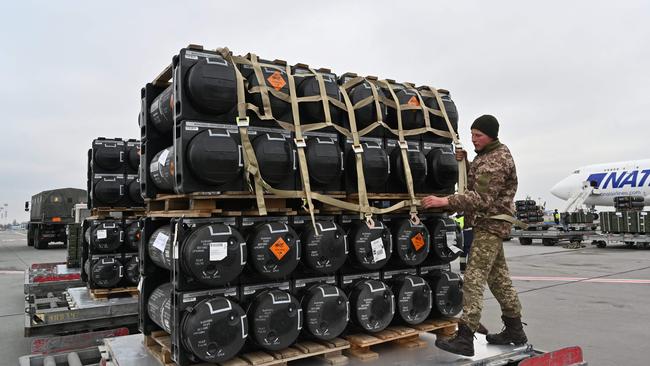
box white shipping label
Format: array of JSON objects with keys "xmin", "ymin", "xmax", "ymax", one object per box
[
  {"xmin": 97, "ymin": 229, "xmax": 107, "ymax": 240},
  {"xmin": 153, "ymin": 232, "xmax": 169, "ymax": 252},
  {"xmin": 210, "ymin": 242, "xmax": 228, "ymax": 261},
  {"xmin": 370, "ymin": 238, "xmax": 386, "ymax": 262},
  {"xmin": 446, "ymin": 232, "xmax": 462, "ymax": 253},
  {"xmin": 158, "ymin": 149, "xmax": 169, "ymax": 166}
]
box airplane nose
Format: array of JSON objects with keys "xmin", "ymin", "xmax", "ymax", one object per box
[{"xmin": 550, "ymin": 180, "xmax": 568, "ymax": 199}]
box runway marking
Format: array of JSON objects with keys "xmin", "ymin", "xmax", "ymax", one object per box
[
  {"xmin": 512, "ymin": 276, "xmax": 650, "ymax": 284},
  {"xmin": 0, "ymin": 270, "xmax": 24, "ymax": 275}
]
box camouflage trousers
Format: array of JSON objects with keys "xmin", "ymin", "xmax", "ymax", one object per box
[{"xmin": 460, "ymin": 230, "xmax": 522, "ymax": 332}]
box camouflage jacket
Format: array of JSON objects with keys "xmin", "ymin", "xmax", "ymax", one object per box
[{"xmin": 447, "ymin": 140, "xmax": 517, "ymax": 238}]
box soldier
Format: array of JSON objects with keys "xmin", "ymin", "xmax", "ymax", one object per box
[{"xmin": 422, "ymin": 114, "xmax": 527, "ymax": 357}]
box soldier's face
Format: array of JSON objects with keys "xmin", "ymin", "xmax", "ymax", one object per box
[{"xmin": 471, "ymin": 129, "xmax": 494, "ymax": 151}]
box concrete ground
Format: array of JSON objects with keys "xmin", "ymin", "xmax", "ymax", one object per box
[{"xmin": 1, "ymin": 229, "xmax": 649, "ymax": 365}]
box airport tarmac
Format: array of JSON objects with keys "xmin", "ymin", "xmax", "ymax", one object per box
[{"xmin": 1, "ymin": 229, "xmax": 648, "ymax": 366}]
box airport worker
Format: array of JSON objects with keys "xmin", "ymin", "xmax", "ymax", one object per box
[
  {"xmin": 553, "ymin": 209, "xmax": 560, "ymax": 224},
  {"xmin": 422, "ymin": 114, "xmax": 527, "ymax": 356}
]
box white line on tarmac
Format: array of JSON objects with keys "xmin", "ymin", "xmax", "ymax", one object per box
[
  {"xmin": 0, "ymin": 270, "xmax": 24, "ymax": 275},
  {"xmin": 512, "ymin": 276, "xmax": 650, "ymax": 284}
]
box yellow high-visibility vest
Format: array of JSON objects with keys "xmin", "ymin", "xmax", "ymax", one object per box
[{"xmin": 455, "ymin": 216, "xmax": 465, "ymax": 230}]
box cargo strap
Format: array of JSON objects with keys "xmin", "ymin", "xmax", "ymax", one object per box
[
  {"xmin": 285, "ymin": 64, "xmax": 317, "ymax": 230},
  {"xmin": 340, "ymin": 80, "xmax": 373, "ymax": 222},
  {"xmin": 233, "ymin": 54, "xmax": 351, "ymax": 137},
  {"xmin": 379, "ymin": 80, "xmax": 419, "ymax": 221},
  {"xmin": 420, "ymin": 87, "xmax": 467, "ymax": 194},
  {"xmin": 217, "ymin": 47, "xmax": 449, "ymax": 218},
  {"xmin": 225, "ymin": 49, "xmax": 372, "ymax": 219},
  {"xmin": 227, "ymin": 51, "xmax": 455, "ymax": 144},
  {"xmin": 487, "ymin": 214, "xmax": 529, "ymax": 229}
]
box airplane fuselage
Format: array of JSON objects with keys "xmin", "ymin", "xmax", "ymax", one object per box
[{"xmin": 551, "ymin": 159, "xmax": 650, "ymax": 207}]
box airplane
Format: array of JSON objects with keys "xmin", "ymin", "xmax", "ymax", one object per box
[{"xmin": 551, "ymin": 159, "xmax": 650, "ymax": 207}]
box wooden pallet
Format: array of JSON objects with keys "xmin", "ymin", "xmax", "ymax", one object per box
[
  {"xmin": 145, "ymin": 331, "xmax": 175, "ymax": 366},
  {"xmin": 344, "ymin": 319, "xmax": 458, "ymax": 361},
  {"xmin": 410, "ymin": 318, "xmax": 458, "ymax": 337},
  {"xmin": 144, "ymin": 190, "xmax": 448, "ymax": 218},
  {"xmin": 145, "ymin": 192, "xmax": 316, "ymax": 218},
  {"xmin": 89, "ymin": 286, "xmax": 139, "ymax": 300},
  {"xmin": 89, "ymin": 207, "xmax": 146, "ymax": 219},
  {"xmin": 144, "ymin": 331, "xmax": 349, "ymax": 366},
  {"xmin": 344, "ymin": 326, "xmax": 426, "ymax": 361},
  {"xmin": 223, "ymin": 338, "xmax": 349, "ymax": 366}
]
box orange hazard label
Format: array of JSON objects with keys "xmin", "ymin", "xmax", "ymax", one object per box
[
  {"xmin": 411, "ymin": 233, "xmax": 425, "ymax": 251},
  {"xmin": 267, "ymin": 71, "xmax": 287, "ymax": 91},
  {"xmin": 270, "ymin": 237, "xmax": 290, "ymax": 260},
  {"xmin": 407, "ymin": 96, "xmax": 420, "ymax": 107}
]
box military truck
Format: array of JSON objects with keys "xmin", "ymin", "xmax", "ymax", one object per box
[{"xmin": 25, "ymin": 188, "xmax": 87, "ymax": 249}]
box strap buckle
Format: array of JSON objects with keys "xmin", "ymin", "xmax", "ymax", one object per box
[
  {"xmin": 236, "ymin": 116, "xmax": 250, "ymax": 127},
  {"xmin": 409, "ymin": 212, "xmax": 421, "ymax": 225},
  {"xmin": 352, "ymin": 144, "xmax": 364, "ymax": 154},
  {"xmin": 398, "ymin": 140, "xmax": 408, "ymax": 149},
  {"xmin": 364, "ymin": 213, "xmax": 375, "ymax": 229},
  {"xmin": 294, "ymin": 138, "xmax": 307, "ymax": 148}
]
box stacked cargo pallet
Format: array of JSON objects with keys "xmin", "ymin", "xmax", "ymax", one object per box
[
  {"xmin": 600, "ymin": 196, "xmax": 648, "ymax": 234},
  {"xmin": 81, "ymin": 138, "xmax": 145, "ymax": 297},
  {"xmin": 138, "ymin": 45, "xmax": 466, "ymax": 365},
  {"xmin": 562, "ymin": 210, "xmax": 598, "ymax": 226},
  {"xmin": 515, "ymin": 200, "xmax": 544, "ymax": 224}
]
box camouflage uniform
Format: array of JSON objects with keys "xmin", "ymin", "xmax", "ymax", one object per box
[{"xmin": 447, "ymin": 140, "xmax": 522, "ymax": 332}]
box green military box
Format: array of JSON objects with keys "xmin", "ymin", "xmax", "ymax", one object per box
[
  {"xmin": 639, "ymin": 212, "xmax": 649, "ymax": 234},
  {"xmin": 600, "ymin": 212, "xmax": 610, "ymax": 233},
  {"xmin": 66, "ymin": 223, "xmax": 82, "ymax": 268},
  {"xmin": 610, "ymin": 212, "xmax": 624, "ymax": 233}
]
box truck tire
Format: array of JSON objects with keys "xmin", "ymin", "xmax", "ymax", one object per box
[
  {"xmin": 34, "ymin": 227, "xmax": 48, "ymax": 249},
  {"xmin": 596, "ymin": 241, "xmax": 607, "ymax": 248},
  {"xmin": 519, "ymin": 238, "xmax": 532, "ymax": 246},
  {"xmin": 27, "ymin": 227, "xmax": 34, "ymax": 247},
  {"xmin": 542, "ymin": 238, "xmax": 556, "ymax": 246}
]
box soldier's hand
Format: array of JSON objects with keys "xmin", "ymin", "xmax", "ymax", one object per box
[
  {"xmin": 455, "ymin": 148, "xmax": 467, "ymax": 161},
  {"xmin": 421, "ymin": 195, "xmax": 449, "ymax": 209}
]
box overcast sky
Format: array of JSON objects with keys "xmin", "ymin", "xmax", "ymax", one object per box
[{"xmin": 1, "ymin": 0, "xmax": 648, "ymax": 222}]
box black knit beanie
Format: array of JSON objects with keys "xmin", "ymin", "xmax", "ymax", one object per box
[{"xmin": 471, "ymin": 115, "xmax": 499, "ymax": 139}]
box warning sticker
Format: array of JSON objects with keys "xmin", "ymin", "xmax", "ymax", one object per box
[
  {"xmin": 407, "ymin": 96, "xmax": 420, "ymax": 107},
  {"xmin": 210, "ymin": 242, "xmax": 228, "ymax": 261},
  {"xmin": 411, "ymin": 233, "xmax": 426, "ymax": 251},
  {"xmin": 269, "ymin": 237, "xmax": 290, "ymax": 261},
  {"xmin": 97, "ymin": 229, "xmax": 107, "ymax": 240},
  {"xmin": 370, "ymin": 238, "xmax": 387, "ymax": 262},
  {"xmin": 267, "ymin": 71, "xmax": 287, "ymax": 91}
]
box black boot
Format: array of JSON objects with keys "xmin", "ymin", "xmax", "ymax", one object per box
[
  {"xmin": 477, "ymin": 322, "xmax": 489, "ymax": 335},
  {"xmin": 435, "ymin": 323, "xmax": 475, "ymax": 357},
  {"xmin": 486, "ymin": 316, "xmax": 528, "ymax": 345}
]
